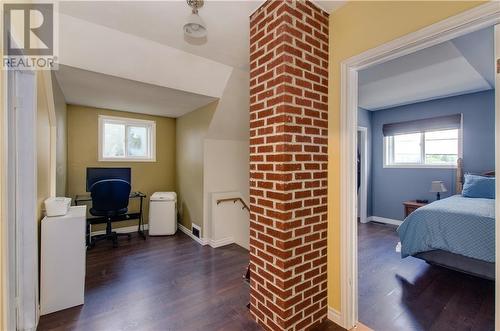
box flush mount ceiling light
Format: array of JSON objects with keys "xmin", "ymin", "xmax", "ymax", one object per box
[{"xmin": 184, "ymin": 0, "xmax": 207, "ymax": 39}]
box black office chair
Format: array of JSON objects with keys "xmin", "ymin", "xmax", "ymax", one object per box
[{"xmin": 89, "ymin": 179, "xmax": 132, "ymax": 247}]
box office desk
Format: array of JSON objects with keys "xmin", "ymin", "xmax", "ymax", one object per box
[{"xmin": 74, "ymin": 191, "xmax": 147, "ymax": 245}]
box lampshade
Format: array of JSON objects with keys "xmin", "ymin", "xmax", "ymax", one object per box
[
  {"xmin": 430, "ymin": 181, "xmax": 447, "ymax": 193},
  {"xmin": 183, "ymin": 13, "xmax": 207, "ymax": 38}
]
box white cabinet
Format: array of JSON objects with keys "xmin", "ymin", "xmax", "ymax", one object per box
[{"xmin": 40, "ymin": 206, "xmax": 86, "ymax": 315}]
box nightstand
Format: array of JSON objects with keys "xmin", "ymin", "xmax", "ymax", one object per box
[{"xmin": 403, "ymin": 200, "xmax": 428, "ymax": 218}]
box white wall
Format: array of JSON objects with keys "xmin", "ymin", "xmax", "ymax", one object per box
[
  {"xmin": 203, "ymin": 139, "xmax": 249, "ymax": 249},
  {"xmin": 201, "ymin": 68, "xmax": 250, "ymax": 248},
  {"xmin": 206, "ymin": 68, "xmax": 249, "ymax": 140},
  {"xmin": 59, "ymin": 14, "xmax": 232, "ymax": 98}
]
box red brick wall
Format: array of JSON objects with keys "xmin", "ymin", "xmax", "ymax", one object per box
[{"xmin": 249, "ymin": 1, "xmax": 329, "ymax": 330}]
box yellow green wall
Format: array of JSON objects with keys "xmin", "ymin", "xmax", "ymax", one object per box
[
  {"xmin": 176, "ymin": 101, "xmax": 217, "ymax": 232},
  {"xmin": 67, "ymin": 105, "xmax": 176, "ymax": 228},
  {"xmin": 52, "ymin": 72, "xmax": 67, "ymax": 197},
  {"xmin": 327, "ymin": 1, "xmax": 485, "ymax": 311},
  {"xmin": 37, "ymin": 72, "xmax": 54, "ymax": 222}
]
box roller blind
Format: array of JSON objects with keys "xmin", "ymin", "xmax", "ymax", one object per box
[{"xmin": 382, "ymin": 114, "xmax": 462, "ymax": 137}]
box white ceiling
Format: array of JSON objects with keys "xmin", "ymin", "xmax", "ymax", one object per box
[
  {"xmin": 59, "ymin": 1, "xmax": 262, "ymax": 71},
  {"xmin": 359, "ymin": 27, "xmax": 494, "ymax": 111},
  {"xmin": 55, "ymin": 65, "xmax": 217, "ymax": 117},
  {"xmin": 59, "ymin": 1, "xmax": 342, "ymax": 70},
  {"xmin": 314, "ymin": 1, "xmax": 346, "ymax": 13},
  {"xmin": 58, "ymin": 13, "xmax": 233, "ymax": 99},
  {"xmin": 55, "ymin": 1, "xmax": 342, "ymax": 117},
  {"xmin": 451, "ymin": 27, "xmax": 494, "ymax": 86}
]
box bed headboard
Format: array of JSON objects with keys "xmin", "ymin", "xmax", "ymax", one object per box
[{"xmin": 455, "ymin": 157, "xmax": 495, "ymax": 193}]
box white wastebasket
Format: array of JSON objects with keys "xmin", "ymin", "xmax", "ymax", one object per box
[{"xmin": 149, "ymin": 192, "xmax": 177, "ymax": 235}]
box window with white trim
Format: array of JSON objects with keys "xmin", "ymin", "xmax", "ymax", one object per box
[
  {"xmin": 384, "ymin": 128, "xmax": 461, "ymax": 168},
  {"xmin": 383, "ymin": 114, "xmax": 462, "ymax": 168},
  {"xmin": 98, "ymin": 115, "xmax": 156, "ymax": 162}
]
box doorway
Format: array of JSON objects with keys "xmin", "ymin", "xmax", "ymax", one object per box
[
  {"xmin": 338, "ymin": 4, "xmax": 500, "ymax": 329},
  {"xmin": 357, "ymin": 127, "xmax": 368, "ymax": 224}
]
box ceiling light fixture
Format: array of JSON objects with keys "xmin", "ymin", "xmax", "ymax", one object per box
[{"xmin": 184, "ymin": 0, "xmax": 207, "ymax": 39}]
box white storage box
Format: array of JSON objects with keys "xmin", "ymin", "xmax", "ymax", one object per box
[
  {"xmin": 149, "ymin": 192, "xmax": 177, "ymax": 235},
  {"xmin": 44, "ymin": 197, "xmax": 71, "ymax": 217}
]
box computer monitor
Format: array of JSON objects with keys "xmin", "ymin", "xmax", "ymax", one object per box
[{"xmin": 86, "ymin": 167, "xmax": 131, "ymax": 192}]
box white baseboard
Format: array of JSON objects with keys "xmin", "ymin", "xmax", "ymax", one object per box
[
  {"xmin": 90, "ymin": 224, "xmax": 148, "ymax": 236},
  {"xmin": 178, "ymin": 223, "xmax": 207, "ymax": 245},
  {"xmin": 327, "ymin": 306, "xmax": 343, "ymax": 328},
  {"xmin": 177, "ymin": 223, "xmax": 235, "ymax": 248},
  {"xmin": 367, "ymin": 216, "xmax": 402, "ymax": 226},
  {"xmin": 90, "ymin": 222, "xmax": 238, "ymax": 249},
  {"xmin": 208, "ymin": 237, "xmax": 234, "ymax": 248}
]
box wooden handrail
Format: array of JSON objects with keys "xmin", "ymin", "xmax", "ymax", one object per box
[{"xmin": 216, "ymin": 197, "xmax": 249, "ymax": 211}]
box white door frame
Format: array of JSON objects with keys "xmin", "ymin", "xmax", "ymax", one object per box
[
  {"xmin": 339, "ymin": 3, "xmax": 500, "ymax": 329},
  {"xmin": 357, "ymin": 127, "xmax": 368, "ymax": 224},
  {"xmin": 5, "ymin": 69, "xmax": 39, "ymax": 331},
  {"xmin": 2, "ymin": 68, "xmax": 17, "ymax": 331}
]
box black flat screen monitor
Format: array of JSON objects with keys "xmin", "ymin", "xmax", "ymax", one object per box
[{"xmin": 86, "ymin": 167, "xmax": 131, "ymax": 192}]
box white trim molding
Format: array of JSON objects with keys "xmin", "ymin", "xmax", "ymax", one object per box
[
  {"xmin": 208, "ymin": 237, "xmax": 234, "ymax": 248},
  {"xmin": 97, "ymin": 114, "xmax": 156, "ymax": 162},
  {"xmin": 7, "ymin": 69, "xmax": 39, "ymax": 331},
  {"xmin": 382, "ymin": 164, "xmax": 458, "ymax": 169},
  {"xmin": 339, "ymin": 2, "xmax": 500, "ymax": 329},
  {"xmin": 327, "ymin": 306, "xmax": 343, "ymax": 327},
  {"xmin": 92, "ymin": 223, "xmax": 237, "ymax": 249},
  {"xmin": 366, "ymin": 216, "xmax": 402, "ymax": 227},
  {"xmin": 357, "ymin": 126, "xmax": 368, "ymax": 224},
  {"xmin": 177, "ymin": 223, "xmax": 236, "ymax": 248},
  {"xmin": 178, "ymin": 223, "xmax": 208, "ymax": 246},
  {"xmin": 92, "ymin": 222, "xmax": 235, "ymax": 249},
  {"xmin": 382, "ymin": 129, "xmax": 462, "ymax": 169}
]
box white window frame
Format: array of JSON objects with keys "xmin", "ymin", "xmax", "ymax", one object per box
[
  {"xmin": 98, "ymin": 115, "xmax": 156, "ymax": 162},
  {"xmin": 383, "ymin": 127, "xmax": 463, "ymax": 169}
]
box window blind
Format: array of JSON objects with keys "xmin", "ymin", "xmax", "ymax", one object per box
[{"xmin": 382, "ymin": 114, "xmax": 462, "ymax": 137}]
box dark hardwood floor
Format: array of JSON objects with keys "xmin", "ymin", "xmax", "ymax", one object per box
[
  {"xmin": 38, "ymin": 232, "xmax": 261, "ymax": 331},
  {"xmin": 40, "ymin": 222, "xmax": 491, "ymax": 331},
  {"xmin": 358, "ymin": 222, "xmax": 495, "ymax": 331},
  {"xmin": 314, "ymin": 320, "xmax": 348, "ymax": 331}
]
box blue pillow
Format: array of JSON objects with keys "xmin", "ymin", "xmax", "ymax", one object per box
[{"xmin": 462, "ymin": 174, "xmax": 495, "ymax": 199}]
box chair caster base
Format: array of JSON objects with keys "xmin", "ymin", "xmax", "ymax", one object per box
[{"xmin": 89, "ymin": 230, "xmax": 131, "ymax": 248}]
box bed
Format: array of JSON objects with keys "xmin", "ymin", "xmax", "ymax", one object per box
[{"xmin": 397, "ymin": 158, "xmax": 496, "ymax": 280}]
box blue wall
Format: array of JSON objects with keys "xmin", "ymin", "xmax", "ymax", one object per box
[{"xmin": 367, "ymin": 90, "xmax": 494, "ymax": 221}]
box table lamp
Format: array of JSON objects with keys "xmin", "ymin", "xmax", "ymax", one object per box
[{"xmin": 430, "ymin": 181, "xmax": 447, "ymax": 200}]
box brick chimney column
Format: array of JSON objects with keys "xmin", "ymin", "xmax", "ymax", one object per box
[{"xmin": 249, "ymin": 1, "xmax": 329, "ymax": 330}]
